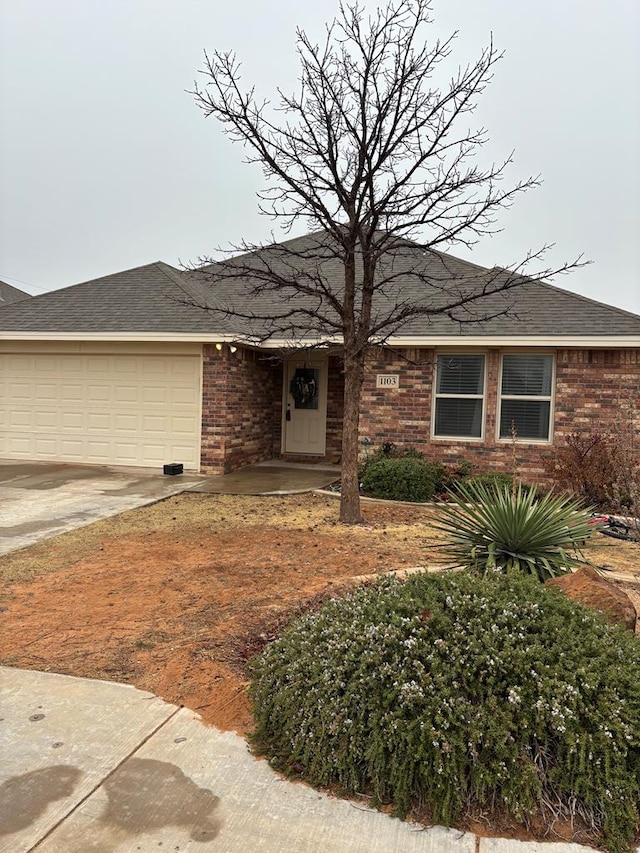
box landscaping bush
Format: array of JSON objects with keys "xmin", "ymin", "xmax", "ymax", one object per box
[
  {"xmin": 360, "ymin": 455, "xmax": 444, "ymax": 502},
  {"xmin": 542, "ymin": 431, "xmax": 619, "ymax": 507},
  {"xmin": 544, "ymin": 423, "xmax": 640, "ymax": 530},
  {"xmin": 459, "ymin": 471, "xmax": 513, "ymax": 491},
  {"xmin": 433, "ymin": 480, "xmax": 595, "ymax": 581},
  {"xmin": 250, "ymin": 572, "xmax": 640, "ymax": 852},
  {"xmin": 359, "ymin": 443, "xmax": 423, "ymax": 477}
]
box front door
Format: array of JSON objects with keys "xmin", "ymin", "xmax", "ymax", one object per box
[{"xmin": 283, "ymin": 355, "xmax": 328, "ymax": 455}]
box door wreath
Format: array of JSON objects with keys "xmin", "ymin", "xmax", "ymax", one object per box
[{"xmin": 290, "ymin": 368, "xmax": 318, "ymax": 408}]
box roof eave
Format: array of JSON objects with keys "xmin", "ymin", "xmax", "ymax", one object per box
[
  {"xmin": 260, "ymin": 334, "xmax": 640, "ymax": 349},
  {"xmin": 0, "ymin": 331, "xmax": 638, "ymax": 349},
  {"xmin": 0, "ymin": 331, "xmax": 239, "ymax": 343}
]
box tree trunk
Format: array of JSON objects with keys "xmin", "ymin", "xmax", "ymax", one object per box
[{"xmin": 339, "ymin": 351, "xmax": 365, "ymax": 524}]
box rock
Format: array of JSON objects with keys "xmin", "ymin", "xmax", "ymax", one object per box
[{"xmin": 547, "ymin": 565, "xmax": 637, "ymax": 632}]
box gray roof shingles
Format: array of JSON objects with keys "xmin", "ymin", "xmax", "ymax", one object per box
[
  {"xmin": 0, "ymin": 262, "xmax": 235, "ymax": 335},
  {"xmin": 0, "ymin": 281, "xmax": 31, "ymax": 306},
  {"xmin": 0, "ymin": 236, "xmax": 638, "ymax": 339}
]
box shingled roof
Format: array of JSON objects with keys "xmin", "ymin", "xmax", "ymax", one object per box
[
  {"xmin": 0, "ymin": 234, "xmax": 638, "ymax": 342},
  {"xmin": 0, "ymin": 262, "xmax": 234, "ymax": 336},
  {"xmin": 188, "ymin": 232, "xmax": 640, "ymax": 340},
  {"xmin": 0, "ymin": 280, "xmax": 31, "ymax": 306}
]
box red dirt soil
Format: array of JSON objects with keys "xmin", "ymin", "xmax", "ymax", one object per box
[
  {"xmin": 0, "ymin": 493, "xmax": 447, "ymax": 733},
  {"xmin": 1, "ymin": 492, "xmax": 638, "ymax": 849}
]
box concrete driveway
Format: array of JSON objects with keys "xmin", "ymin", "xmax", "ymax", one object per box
[{"xmin": 0, "ymin": 461, "xmax": 206, "ymax": 556}]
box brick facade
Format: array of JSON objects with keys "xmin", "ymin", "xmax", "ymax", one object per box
[
  {"xmin": 200, "ymin": 344, "xmax": 280, "ymax": 473},
  {"xmin": 357, "ymin": 347, "xmax": 640, "ymax": 486},
  {"xmin": 200, "ymin": 344, "xmax": 640, "ymax": 484}
]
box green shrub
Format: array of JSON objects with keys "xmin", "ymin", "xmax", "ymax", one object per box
[
  {"xmin": 250, "ymin": 572, "xmax": 640, "ymax": 852},
  {"xmin": 433, "ymin": 480, "xmax": 595, "ymax": 581},
  {"xmin": 464, "ymin": 471, "xmax": 513, "ymax": 491},
  {"xmin": 360, "ymin": 456, "xmax": 444, "ymax": 502},
  {"xmin": 359, "ymin": 443, "xmax": 423, "ymax": 477}
]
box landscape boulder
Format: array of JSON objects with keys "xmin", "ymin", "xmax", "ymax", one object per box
[{"xmin": 547, "ymin": 565, "xmax": 637, "ymax": 632}]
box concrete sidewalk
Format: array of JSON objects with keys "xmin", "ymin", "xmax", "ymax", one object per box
[{"xmin": 1, "ymin": 667, "xmax": 607, "ymax": 853}]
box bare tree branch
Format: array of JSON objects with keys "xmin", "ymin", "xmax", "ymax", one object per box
[{"xmin": 187, "ymin": 0, "xmax": 586, "ymax": 523}]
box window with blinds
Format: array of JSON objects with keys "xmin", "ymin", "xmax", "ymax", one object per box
[
  {"xmin": 499, "ymin": 354, "xmax": 553, "ymax": 441},
  {"xmin": 433, "ymin": 354, "xmax": 485, "ymax": 438}
]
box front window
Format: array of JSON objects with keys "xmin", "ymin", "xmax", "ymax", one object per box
[
  {"xmin": 433, "ymin": 354, "xmax": 485, "ymax": 439},
  {"xmin": 499, "ymin": 354, "xmax": 553, "ymax": 441}
]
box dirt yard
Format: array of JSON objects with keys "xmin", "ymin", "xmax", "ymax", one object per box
[{"xmin": 1, "ymin": 491, "xmax": 638, "ymax": 737}]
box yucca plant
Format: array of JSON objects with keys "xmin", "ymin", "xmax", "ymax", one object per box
[{"xmin": 433, "ymin": 481, "xmax": 596, "ymax": 581}]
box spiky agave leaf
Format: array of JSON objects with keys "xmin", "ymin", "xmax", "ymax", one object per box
[{"xmin": 433, "ymin": 481, "xmax": 596, "ymax": 581}]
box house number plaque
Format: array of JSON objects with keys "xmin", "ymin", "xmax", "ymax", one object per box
[{"xmin": 376, "ymin": 374, "xmax": 400, "ymax": 389}]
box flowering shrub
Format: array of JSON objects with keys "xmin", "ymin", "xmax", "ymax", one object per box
[{"xmin": 250, "ymin": 572, "xmax": 640, "ymax": 852}]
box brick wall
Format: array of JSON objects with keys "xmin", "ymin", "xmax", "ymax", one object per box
[
  {"xmin": 201, "ymin": 345, "xmax": 639, "ymax": 482},
  {"xmin": 554, "ymin": 349, "xmax": 640, "ymax": 436},
  {"xmin": 358, "ymin": 347, "xmax": 640, "ymax": 486},
  {"xmin": 200, "ymin": 345, "xmax": 280, "ymax": 473},
  {"xmin": 200, "ymin": 345, "xmax": 227, "ymax": 473},
  {"xmin": 325, "ymin": 355, "xmax": 344, "ymax": 462}
]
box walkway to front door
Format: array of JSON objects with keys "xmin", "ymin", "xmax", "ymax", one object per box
[{"xmin": 190, "ymin": 460, "xmax": 340, "ymax": 495}]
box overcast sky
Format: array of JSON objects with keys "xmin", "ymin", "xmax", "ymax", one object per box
[{"xmin": 1, "ymin": 0, "xmax": 639, "ymax": 315}]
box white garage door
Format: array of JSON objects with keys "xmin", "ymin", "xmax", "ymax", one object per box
[{"xmin": 0, "ymin": 349, "xmax": 202, "ymax": 469}]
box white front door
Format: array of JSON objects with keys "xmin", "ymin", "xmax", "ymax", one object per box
[{"xmin": 283, "ymin": 355, "xmax": 328, "ymax": 455}]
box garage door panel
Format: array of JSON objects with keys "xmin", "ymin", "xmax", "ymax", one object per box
[
  {"xmin": 172, "ymin": 387, "xmax": 199, "ymax": 405},
  {"xmin": 171, "ymin": 416, "xmax": 198, "ymax": 436},
  {"xmin": 61, "ymin": 384, "xmax": 84, "ymax": 401},
  {"xmin": 61, "ymin": 412, "xmax": 84, "ymax": 429},
  {"xmin": 86, "ymin": 413, "xmax": 110, "ymax": 430},
  {"xmin": 172, "ymin": 360, "xmax": 200, "ymax": 378},
  {"xmin": 112, "ymin": 442, "xmax": 139, "ymax": 460},
  {"xmin": 142, "ymin": 415, "xmax": 166, "ymax": 433},
  {"xmin": 139, "ymin": 444, "xmax": 166, "ymax": 464},
  {"xmin": 114, "ymin": 413, "xmax": 139, "ymax": 432},
  {"xmin": 115, "ymin": 385, "xmax": 140, "ymax": 403},
  {"xmin": 7, "ymin": 409, "xmax": 31, "ymax": 428},
  {"xmin": 85, "ymin": 357, "xmax": 111, "ymax": 374},
  {"xmin": 35, "ymin": 411, "xmax": 58, "ymax": 428},
  {"xmin": 9, "ymin": 383, "xmax": 31, "ymax": 400},
  {"xmin": 87, "ymin": 385, "xmax": 111, "ymax": 402},
  {"xmin": 37, "ymin": 382, "xmax": 59, "ymax": 398},
  {"xmin": 36, "ymin": 437, "xmax": 60, "ymax": 455},
  {"xmin": 36, "ymin": 358, "xmax": 58, "ymax": 374},
  {"xmin": 84, "ymin": 440, "xmax": 111, "ymax": 458},
  {"xmin": 114, "ymin": 358, "xmax": 140, "ymax": 373},
  {"xmin": 0, "ymin": 352, "xmax": 201, "ymax": 469},
  {"xmin": 5, "ymin": 436, "xmax": 30, "ymax": 455},
  {"xmin": 140, "ymin": 359, "xmax": 169, "ymax": 376}
]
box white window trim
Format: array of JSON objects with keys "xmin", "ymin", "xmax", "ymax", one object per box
[
  {"xmin": 431, "ymin": 351, "xmax": 487, "ymax": 442},
  {"xmin": 496, "ymin": 351, "xmax": 555, "ymax": 444}
]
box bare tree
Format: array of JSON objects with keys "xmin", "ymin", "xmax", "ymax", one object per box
[{"xmin": 190, "ymin": 0, "xmax": 581, "ymax": 524}]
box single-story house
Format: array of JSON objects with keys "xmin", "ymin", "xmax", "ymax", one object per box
[{"xmin": 0, "ymin": 233, "xmax": 638, "ymax": 484}]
